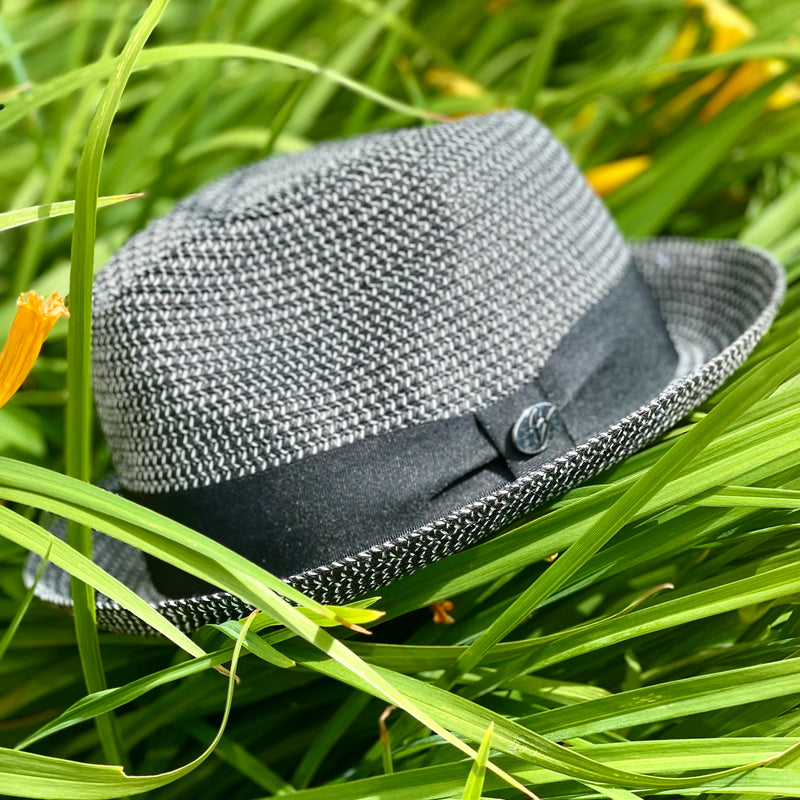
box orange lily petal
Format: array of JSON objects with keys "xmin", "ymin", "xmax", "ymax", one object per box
[
  {"xmin": 700, "ymin": 58, "xmax": 787, "ymax": 120},
  {"xmin": 585, "ymin": 155, "xmax": 653, "ymax": 197},
  {"xmin": 653, "ymin": 69, "xmax": 727, "ymax": 131},
  {"xmin": 0, "ymin": 291, "xmax": 69, "ymax": 408}
]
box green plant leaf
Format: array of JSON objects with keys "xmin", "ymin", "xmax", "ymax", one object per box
[
  {"xmin": 0, "ymin": 195, "xmax": 141, "ymax": 233},
  {"xmin": 461, "ymin": 721, "xmax": 493, "ymax": 800},
  {"xmin": 64, "ymin": 0, "xmax": 171, "ymax": 768},
  {"xmin": 0, "ymin": 610, "xmax": 255, "ymax": 799}
]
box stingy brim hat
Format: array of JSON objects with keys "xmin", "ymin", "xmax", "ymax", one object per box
[{"xmin": 26, "ymin": 111, "xmax": 784, "ymax": 635}]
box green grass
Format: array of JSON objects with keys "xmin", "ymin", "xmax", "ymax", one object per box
[{"xmin": 0, "ymin": 0, "xmax": 798, "ymax": 798}]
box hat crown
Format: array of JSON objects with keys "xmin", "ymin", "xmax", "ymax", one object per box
[{"xmin": 93, "ymin": 111, "xmax": 630, "ymax": 493}]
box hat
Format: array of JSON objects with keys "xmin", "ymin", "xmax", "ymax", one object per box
[{"xmin": 26, "ymin": 111, "xmax": 784, "ymax": 635}]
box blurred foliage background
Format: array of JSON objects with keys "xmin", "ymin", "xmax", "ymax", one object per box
[{"xmin": 0, "ymin": 0, "xmax": 798, "ymax": 798}]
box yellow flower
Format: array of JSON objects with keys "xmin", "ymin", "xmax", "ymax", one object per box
[
  {"xmin": 425, "ymin": 67, "xmax": 485, "ymax": 99},
  {"xmin": 656, "ymin": 0, "xmax": 757, "ymax": 128},
  {"xmin": 687, "ymin": 0, "xmax": 754, "ymax": 53},
  {"xmin": 585, "ymin": 155, "xmax": 653, "ymax": 197},
  {"xmin": 666, "ymin": 16, "xmax": 702, "ymax": 63},
  {"xmin": 0, "ymin": 291, "xmax": 69, "ymax": 408},
  {"xmin": 767, "ymin": 77, "xmax": 800, "ymax": 111}
]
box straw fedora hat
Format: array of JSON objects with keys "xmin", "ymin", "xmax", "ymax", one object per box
[{"xmin": 27, "ymin": 111, "xmax": 784, "ymax": 634}]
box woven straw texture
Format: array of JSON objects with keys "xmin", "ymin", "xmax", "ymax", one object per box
[
  {"xmin": 92, "ymin": 111, "xmax": 628, "ymax": 494},
  {"xmin": 26, "ymin": 113, "xmax": 785, "ymax": 635}
]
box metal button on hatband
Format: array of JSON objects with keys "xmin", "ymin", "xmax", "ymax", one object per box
[{"xmin": 511, "ymin": 402, "xmax": 556, "ymax": 455}]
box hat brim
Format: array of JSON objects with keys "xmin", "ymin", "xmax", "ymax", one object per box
[{"xmin": 25, "ymin": 237, "xmax": 785, "ymax": 635}]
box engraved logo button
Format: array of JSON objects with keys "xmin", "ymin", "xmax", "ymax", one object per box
[{"xmin": 511, "ymin": 402, "xmax": 556, "ymax": 455}]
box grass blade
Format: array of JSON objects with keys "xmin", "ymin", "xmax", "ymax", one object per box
[
  {"xmin": 0, "ymin": 610, "xmax": 255, "ymax": 799},
  {"xmin": 0, "ymin": 43, "xmax": 437, "ymax": 135},
  {"xmin": 516, "ymin": 0, "xmax": 580, "ymax": 111},
  {"xmin": 0, "ymin": 194, "xmax": 142, "ymax": 233},
  {"xmin": 64, "ymin": 0, "xmax": 170, "ymax": 768},
  {"xmin": 461, "ymin": 722, "xmax": 493, "ymax": 800},
  {"xmin": 0, "ymin": 539, "xmax": 51, "ymax": 662}
]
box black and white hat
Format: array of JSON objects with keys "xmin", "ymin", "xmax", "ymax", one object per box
[{"xmin": 27, "ymin": 111, "xmax": 785, "ymax": 634}]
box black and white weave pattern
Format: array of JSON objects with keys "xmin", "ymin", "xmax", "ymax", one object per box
[
  {"xmin": 25, "ymin": 113, "xmax": 785, "ymax": 635},
  {"xmin": 92, "ymin": 111, "xmax": 628, "ymax": 494}
]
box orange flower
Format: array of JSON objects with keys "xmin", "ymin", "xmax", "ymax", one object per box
[
  {"xmin": 700, "ymin": 58, "xmax": 788, "ymax": 120},
  {"xmin": 429, "ymin": 599, "xmax": 455, "ymax": 624},
  {"xmin": 585, "ymin": 155, "xmax": 653, "ymax": 197},
  {"xmin": 0, "ymin": 291, "xmax": 69, "ymax": 408}
]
